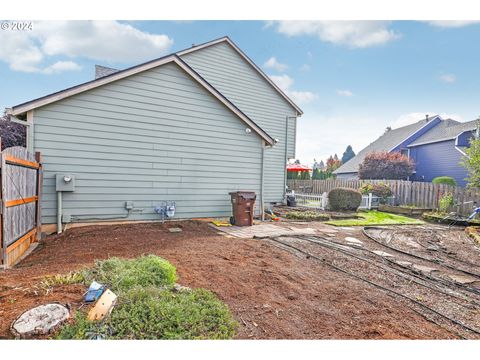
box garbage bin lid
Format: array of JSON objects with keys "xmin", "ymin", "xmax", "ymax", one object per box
[{"xmin": 229, "ymin": 191, "xmax": 256, "ymax": 199}]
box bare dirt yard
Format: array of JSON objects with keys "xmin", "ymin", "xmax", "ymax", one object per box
[{"xmin": 1, "ymin": 219, "xmax": 479, "ymax": 339}]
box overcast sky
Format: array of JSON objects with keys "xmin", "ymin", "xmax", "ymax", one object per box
[{"xmin": 1, "ymin": 20, "xmax": 479, "ymax": 165}]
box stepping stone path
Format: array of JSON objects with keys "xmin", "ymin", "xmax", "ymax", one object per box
[
  {"xmin": 395, "ymin": 260, "xmax": 413, "ymax": 267},
  {"xmin": 345, "ymin": 237, "xmax": 363, "ymax": 246},
  {"xmin": 216, "ymin": 223, "xmax": 317, "ymax": 239},
  {"xmin": 448, "ymin": 274, "xmax": 479, "ymax": 284},
  {"xmin": 168, "ymin": 227, "xmax": 183, "ymax": 233},
  {"xmin": 372, "ymin": 250, "xmax": 394, "ymax": 258},
  {"xmin": 320, "ymin": 228, "xmax": 338, "ymax": 234},
  {"xmin": 412, "ymin": 264, "xmax": 438, "ymax": 273},
  {"xmin": 11, "ymin": 304, "xmax": 70, "ymax": 338}
]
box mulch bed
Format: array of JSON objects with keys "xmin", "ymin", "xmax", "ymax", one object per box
[{"xmin": 0, "ymin": 220, "xmax": 455, "ymax": 339}]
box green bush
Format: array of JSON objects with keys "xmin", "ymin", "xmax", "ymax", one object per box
[
  {"xmin": 285, "ymin": 211, "xmax": 329, "ymax": 221},
  {"xmin": 439, "ymin": 193, "xmax": 454, "ymax": 213},
  {"xmin": 57, "ymin": 287, "xmax": 237, "ymax": 340},
  {"xmin": 81, "ymin": 255, "xmax": 177, "ymax": 293},
  {"xmin": 328, "ymin": 187, "xmax": 362, "ymax": 211},
  {"xmin": 432, "ymin": 176, "xmax": 457, "ymax": 187},
  {"xmin": 358, "ymin": 183, "xmax": 392, "ymax": 198}
]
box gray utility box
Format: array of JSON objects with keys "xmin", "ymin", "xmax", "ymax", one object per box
[{"xmin": 56, "ymin": 174, "xmax": 76, "ymax": 192}]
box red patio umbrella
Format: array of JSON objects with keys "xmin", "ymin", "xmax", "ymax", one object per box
[{"xmin": 286, "ymin": 164, "xmax": 312, "ymax": 172}]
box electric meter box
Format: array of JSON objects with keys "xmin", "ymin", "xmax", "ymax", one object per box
[{"xmin": 56, "ymin": 174, "xmax": 76, "ymax": 192}]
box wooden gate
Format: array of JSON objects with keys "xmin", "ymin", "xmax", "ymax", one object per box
[{"xmin": 0, "ymin": 146, "xmax": 42, "ymax": 268}]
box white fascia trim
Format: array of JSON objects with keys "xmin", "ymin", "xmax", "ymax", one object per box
[
  {"xmin": 177, "ymin": 37, "xmax": 304, "ymax": 116},
  {"xmin": 455, "ymin": 146, "xmax": 468, "ymax": 157},
  {"xmin": 408, "ymin": 137, "xmax": 456, "ymax": 147},
  {"xmin": 388, "ymin": 115, "xmax": 442, "ymax": 152},
  {"xmin": 7, "ymin": 55, "xmax": 274, "ymax": 146}
]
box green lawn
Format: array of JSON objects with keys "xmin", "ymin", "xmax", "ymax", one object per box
[{"xmin": 325, "ymin": 210, "xmax": 424, "ymax": 227}]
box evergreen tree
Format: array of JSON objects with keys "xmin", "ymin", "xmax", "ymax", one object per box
[{"xmin": 341, "ymin": 145, "xmax": 355, "ymax": 164}]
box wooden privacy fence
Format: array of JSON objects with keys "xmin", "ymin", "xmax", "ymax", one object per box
[
  {"xmin": 287, "ymin": 179, "xmax": 480, "ymax": 216},
  {"xmin": 0, "ymin": 146, "xmax": 42, "ymax": 268}
]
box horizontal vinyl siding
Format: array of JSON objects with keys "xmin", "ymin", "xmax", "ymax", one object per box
[
  {"xmin": 410, "ymin": 140, "xmax": 468, "ymax": 186},
  {"xmin": 287, "ymin": 117, "xmax": 296, "ymax": 159},
  {"xmin": 33, "ymin": 62, "xmax": 263, "ymax": 224},
  {"xmin": 181, "ymin": 42, "xmax": 298, "ymax": 202},
  {"xmin": 336, "ymin": 173, "xmax": 359, "ymax": 180}
]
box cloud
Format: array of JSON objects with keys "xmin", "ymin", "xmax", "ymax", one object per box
[
  {"xmin": 391, "ymin": 112, "xmax": 463, "ymax": 129},
  {"xmin": 289, "ymin": 91, "xmax": 318, "ymax": 104},
  {"xmin": 295, "ymin": 112, "xmax": 384, "ymax": 165},
  {"xmin": 439, "ymin": 73, "xmax": 456, "ymax": 83},
  {"xmin": 263, "ymin": 56, "xmax": 288, "ymax": 72},
  {"xmin": 41, "ymin": 61, "xmax": 82, "ymax": 74},
  {"xmin": 270, "ymin": 74, "xmax": 294, "ymax": 91},
  {"xmin": 270, "ymin": 21, "xmax": 400, "ymax": 48},
  {"xmin": 300, "ymin": 64, "xmax": 311, "ymax": 71},
  {"xmin": 336, "ymin": 89, "xmax": 353, "ymax": 97},
  {"xmin": 270, "ymin": 74, "xmax": 317, "ymax": 104},
  {"xmin": 0, "ymin": 21, "xmax": 173, "ymax": 74},
  {"xmin": 426, "ymin": 21, "xmax": 480, "ymax": 28}
]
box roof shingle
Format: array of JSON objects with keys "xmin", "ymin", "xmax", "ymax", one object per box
[{"xmin": 334, "ymin": 117, "xmax": 436, "ymax": 174}]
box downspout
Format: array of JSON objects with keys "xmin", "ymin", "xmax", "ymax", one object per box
[
  {"xmin": 261, "ymin": 141, "xmax": 265, "ymax": 221},
  {"xmin": 57, "ymin": 191, "xmax": 62, "ymax": 234},
  {"xmin": 284, "ymin": 116, "xmax": 289, "ymax": 202},
  {"xmin": 26, "ymin": 110, "xmax": 34, "ymax": 152},
  {"xmin": 407, "ymin": 147, "xmax": 411, "ymax": 181},
  {"xmin": 285, "ymin": 115, "xmax": 297, "ymax": 202}
]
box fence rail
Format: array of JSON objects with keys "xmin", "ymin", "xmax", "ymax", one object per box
[{"xmin": 287, "ymin": 179, "xmax": 480, "ymax": 216}]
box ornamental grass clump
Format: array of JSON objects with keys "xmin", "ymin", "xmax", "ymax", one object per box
[{"xmin": 81, "ymin": 255, "xmax": 177, "ymax": 293}]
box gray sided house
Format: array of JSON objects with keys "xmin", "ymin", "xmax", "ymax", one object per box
[
  {"xmin": 6, "ymin": 37, "xmax": 302, "ymax": 230},
  {"xmin": 334, "ymin": 115, "xmax": 478, "ymax": 186}
]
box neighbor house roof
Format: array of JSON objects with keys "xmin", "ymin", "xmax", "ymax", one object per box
[
  {"xmin": 6, "ymin": 44, "xmax": 278, "ymax": 146},
  {"xmin": 334, "ymin": 116, "xmax": 439, "ymax": 174},
  {"xmin": 408, "ymin": 119, "xmax": 477, "ymax": 147}
]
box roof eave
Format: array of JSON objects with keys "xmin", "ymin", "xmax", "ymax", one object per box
[
  {"xmin": 177, "ymin": 36, "xmax": 304, "ymax": 116},
  {"xmin": 7, "ymin": 55, "xmax": 275, "ymax": 146},
  {"xmin": 388, "ymin": 115, "xmax": 442, "ymax": 152}
]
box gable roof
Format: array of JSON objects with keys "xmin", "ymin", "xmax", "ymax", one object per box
[
  {"xmin": 334, "ymin": 116, "xmax": 439, "ymax": 174},
  {"xmin": 177, "ymin": 36, "xmax": 303, "ymax": 115},
  {"xmin": 408, "ymin": 119, "xmax": 477, "ymax": 147},
  {"xmin": 6, "ymin": 54, "xmax": 275, "ymax": 146}
]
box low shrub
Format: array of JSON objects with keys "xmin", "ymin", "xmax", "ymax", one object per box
[
  {"xmin": 328, "ymin": 187, "xmax": 362, "ymax": 211},
  {"xmin": 432, "ymin": 176, "xmax": 457, "ymax": 187},
  {"xmin": 358, "ymin": 183, "xmax": 392, "ymax": 198},
  {"xmin": 439, "ymin": 193, "xmax": 454, "ymax": 213},
  {"xmin": 41, "ymin": 271, "xmax": 85, "ymax": 289},
  {"xmin": 285, "ymin": 211, "xmax": 329, "ymax": 221},
  {"xmin": 57, "ymin": 287, "xmax": 237, "ymax": 340},
  {"xmin": 81, "ymin": 255, "xmax": 177, "ymax": 293}
]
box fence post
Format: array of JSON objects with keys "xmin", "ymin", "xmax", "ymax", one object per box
[
  {"xmin": 321, "ymin": 192, "xmax": 328, "ymax": 210},
  {"xmin": 368, "ymin": 193, "xmax": 373, "ymax": 210},
  {"xmin": 35, "ymin": 152, "xmax": 42, "ymax": 241}
]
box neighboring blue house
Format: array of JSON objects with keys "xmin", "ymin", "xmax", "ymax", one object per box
[{"xmin": 334, "ymin": 115, "xmax": 478, "ymax": 186}]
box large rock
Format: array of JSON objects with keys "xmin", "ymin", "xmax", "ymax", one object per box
[{"xmin": 11, "ymin": 303, "xmax": 70, "ymax": 338}]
